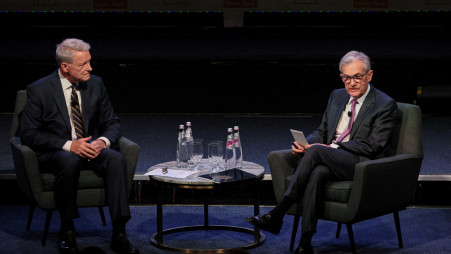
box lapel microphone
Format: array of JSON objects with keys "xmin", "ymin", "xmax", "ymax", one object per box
[{"xmin": 348, "ymin": 111, "xmax": 352, "ymax": 117}]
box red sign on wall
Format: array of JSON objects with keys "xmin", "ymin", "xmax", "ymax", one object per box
[
  {"xmin": 33, "ymin": 0, "xmax": 56, "ymax": 6},
  {"xmin": 354, "ymin": 0, "xmax": 388, "ymax": 8},
  {"xmin": 93, "ymin": 0, "xmax": 128, "ymax": 9},
  {"xmin": 224, "ymin": 0, "xmax": 258, "ymax": 8},
  {"xmin": 163, "ymin": 0, "xmax": 188, "ymax": 4}
]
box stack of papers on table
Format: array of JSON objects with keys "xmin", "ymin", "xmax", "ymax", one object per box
[{"xmin": 144, "ymin": 168, "xmax": 195, "ymax": 179}]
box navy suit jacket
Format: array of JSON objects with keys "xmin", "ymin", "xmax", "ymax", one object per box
[
  {"xmin": 306, "ymin": 85, "xmax": 398, "ymax": 160},
  {"xmin": 20, "ymin": 70, "xmax": 121, "ymax": 156}
]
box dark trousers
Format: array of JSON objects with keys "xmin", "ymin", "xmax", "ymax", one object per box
[
  {"xmin": 285, "ymin": 145, "xmax": 361, "ymax": 233},
  {"xmin": 38, "ymin": 148, "xmax": 131, "ymax": 226}
]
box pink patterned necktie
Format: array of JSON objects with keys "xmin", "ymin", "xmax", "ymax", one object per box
[{"xmin": 336, "ymin": 99, "xmax": 358, "ymax": 143}]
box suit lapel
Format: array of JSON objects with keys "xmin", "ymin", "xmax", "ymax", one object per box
[
  {"xmin": 79, "ymin": 82, "xmax": 90, "ymax": 133},
  {"xmin": 50, "ymin": 71, "xmax": 72, "ymax": 135},
  {"xmin": 328, "ymin": 92, "xmax": 349, "ymax": 143},
  {"xmin": 350, "ymin": 86, "xmax": 376, "ymax": 138}
]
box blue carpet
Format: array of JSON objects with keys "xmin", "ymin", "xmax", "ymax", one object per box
[{"xmin": 0, "ymin": 205, "xmax": 450, "ymax": 253}]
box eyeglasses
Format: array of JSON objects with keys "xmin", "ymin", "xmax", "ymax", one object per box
[{"xmin": 341, "ymin": 71, "xmax": 370, "ymax": 84}]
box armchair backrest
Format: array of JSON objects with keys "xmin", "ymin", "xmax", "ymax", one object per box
[
  {"xmin": 10, "ymin": 90, "xmax": 26, "ymax": 139},
  {"xmin": 389, "ymin": 102, "xmax": 423, "ymax": 158},
  {"xmin": 9, "ymin": 90, "xmax": 37, "ymax": 204}
]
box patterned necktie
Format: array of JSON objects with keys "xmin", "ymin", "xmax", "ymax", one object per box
[
  {"xmin": 336, "ymin": 98, "xmax": 358, "ymax": 143},
  {"xmin": 71, "ymin": 85, "xmax": 85, "ymax": 139}
]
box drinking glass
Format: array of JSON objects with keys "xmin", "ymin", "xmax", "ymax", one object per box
[
  {"xmin": 191, "ymin": 139, "xmax": 203, "ymax": 171},
  {"xmin": 208, "ymin": 141, "xmax": 223, "ymax": 171}
]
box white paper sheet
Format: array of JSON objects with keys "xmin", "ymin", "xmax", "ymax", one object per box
[{"xmin": 144, "ymin": 168, "xmax": 195, "ymax": 179}]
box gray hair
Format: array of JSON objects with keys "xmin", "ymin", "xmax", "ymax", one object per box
[
  {"xmin": 56, "ymin": 38, "xmax": 91, "ymax": 66},
  {"xmin": 339, "ymin": 50, "xmax": 371, "ymax": 73}
]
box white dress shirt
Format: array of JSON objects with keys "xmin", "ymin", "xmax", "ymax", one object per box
[
  {"xmin": 58, "ymin": 70, "xmax": 111, "ymax": 151},
  {"xmin": 330, "ymin": 85, "xmax": 371, "ymax": 148}
]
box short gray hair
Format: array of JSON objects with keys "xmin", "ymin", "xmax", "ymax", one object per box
[
  {"xmin": 339, "ymin": 50, "xmax": 371, "ymax": 73},
  {"xmin": 56, "ymin": 38, "xmax": 91, "ymax": 66}
]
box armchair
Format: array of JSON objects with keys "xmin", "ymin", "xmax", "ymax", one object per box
[
  {"xmin": 268, "ymin": 102, "xmax": 423, "ymax": 253},
  {"xmin": 9, "ymin": 90, "xmax": 140, "ymax": 246}
]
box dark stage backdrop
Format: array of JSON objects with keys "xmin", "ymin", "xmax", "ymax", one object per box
[{"xmin": 1, "ymin": 11, "xmax": 450, "ymax": 114}]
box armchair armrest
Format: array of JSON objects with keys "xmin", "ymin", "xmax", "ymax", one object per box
[
  {"xmin": 10, "ymin": 137, "xmax": 44, "ymax": 201},
  {"xmin": 347, "ymin": 153, "xmax": 423, "ymax": 222},
  {"xmin": 268, "ymin": 149, "xmax": 298, "ymax": 204},
  {"xmin": 117, "ymin": 136, "xmax": 140, "ymax": 193}
]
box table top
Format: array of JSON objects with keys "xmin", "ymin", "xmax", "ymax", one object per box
[{"xmin": 147, "ymin": 159, "xmax": 264, "ymax": 186}]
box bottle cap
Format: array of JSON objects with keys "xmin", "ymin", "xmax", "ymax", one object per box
[
  {"xmin": 234, "ymin": 126, "xmax": 239, "ymax": 130},
  {"xmin": 228, "ymin": 128, "xmax": 233, "ymax": 132},
  {"xmin": 179, "ymin": 125, "xmax": 184, "ymax": 129},
  {"xmin": 186, "ymin": 122, "xmax": 191, "ymax": 126}
]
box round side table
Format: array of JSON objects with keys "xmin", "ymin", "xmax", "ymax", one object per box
[{"xmin": 147, "ymin": 160, "xmax": 265, "ymax": 253}]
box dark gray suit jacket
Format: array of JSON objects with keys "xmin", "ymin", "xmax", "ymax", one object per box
[
  {"xmin": 306, "ymin": 85, "xmax": 398, "ymax": 160},
  {"xmin": 20, "ymin": 70, "xmax": 121, "ymax": 156}
]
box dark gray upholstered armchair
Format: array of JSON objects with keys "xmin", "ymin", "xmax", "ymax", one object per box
[
  {"xmin": 268, "ymin": 102, "xmax": 423, "ymax": 253},
  {"xmin": 9, "ymin": 90, "xmax": 140, "ymax": 246}
]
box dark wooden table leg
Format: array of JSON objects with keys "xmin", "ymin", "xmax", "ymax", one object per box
[
  {"xmin": 204, "ymin": 189, "xmax": 210, "ymax": 227},
  {"xmin": 156, "ymin": 181, "xmax": 163, "ymax": 244},
  {"xmin": 254, "ymin": 180, "xmax": 261, "ymax": 243}
]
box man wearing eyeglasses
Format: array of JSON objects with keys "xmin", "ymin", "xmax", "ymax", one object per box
[{"xmin": 247, "ymin": 51, "xmax": 398, "ymax": 254}]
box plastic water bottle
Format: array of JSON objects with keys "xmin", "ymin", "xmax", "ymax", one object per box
[
  {"xmin": 177, "ymin": 125, "xmax": 188, "ymax": 168},
  {"xmin": 233, "ymin": 126, "xmax": 243, "ymax": 169},
  {"xmin": 185, "ymin": 122, "xmax": 194, "ymax": 167},
  {"xmin": 225, "ymin": 128, "xmax": 236, "ymax": 170}
]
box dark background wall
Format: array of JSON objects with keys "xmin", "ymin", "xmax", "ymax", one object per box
[{"xmin": 1, "ymin": 4, "xmax": 450, "ymax": 115}]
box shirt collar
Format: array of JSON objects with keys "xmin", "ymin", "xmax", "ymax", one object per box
[{"xmin": 58, "ymin": 69, "xmax": 77, "ymax": 90}]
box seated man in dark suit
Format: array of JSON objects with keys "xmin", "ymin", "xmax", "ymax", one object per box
[
  {"xmin": 246, "ymin": 50, "xmax": 398, "ymax": 254},
  {"xmin": 20, "ymin": 38, "xmax": 139, "ymax": 254}
]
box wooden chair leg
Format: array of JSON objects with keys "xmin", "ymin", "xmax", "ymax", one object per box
[
  {"xmin": 336, "ymin": 222, "xmax": 342, "ymax": 238},
  {"xmin": 393, "ymin": 211, "xmax": 403, "ymax": 248},
  {"xmin": 42, "ymin": 210, "xmax": 53, "ymax": 246},
  {"xmin": 290, "ymin": 215, "xmax": 301, "ymax": 251},
  {"xmin": 98, "ymin": 206, "xmax": 107, "ymax": 226},
  {"xmin": 26, "ymin": 205, "xmax": 35, "ymax": 231},
  {"xmin": 346, "ymin": 223, "xmax": 356, "ymax": 254}
]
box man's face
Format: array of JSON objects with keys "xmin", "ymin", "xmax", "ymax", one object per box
[
  {"xmin": 61, "ymin": 50, "xmax": 92, "ymax": 83},
  {"xmin": 340, "ymin": 60, "xmax": 373, "ymax": 99}
]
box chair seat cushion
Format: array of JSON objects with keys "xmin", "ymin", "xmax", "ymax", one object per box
[
  {"xmin": 286, "ymin": 175, "xmax": 353, "ymax": 204},
  {"xmin": 41, "ymin": 170, "xmax": 105, "ymax": 191}
]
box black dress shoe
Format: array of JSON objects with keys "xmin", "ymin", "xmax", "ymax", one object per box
[
  {"xmin": 111, "ymin": 233, "xmax": 140, "ymax": 254},
  {"xmin": 245, "ymin": 213, "xmax": 283, "ymax": 234},
  {"xmin": 294, "ymin": 244, "xmax": 314, "ymax": 254},
  {"xmin": 59, "ymin": 230, "xmax": 79, "ymax": 254}
]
